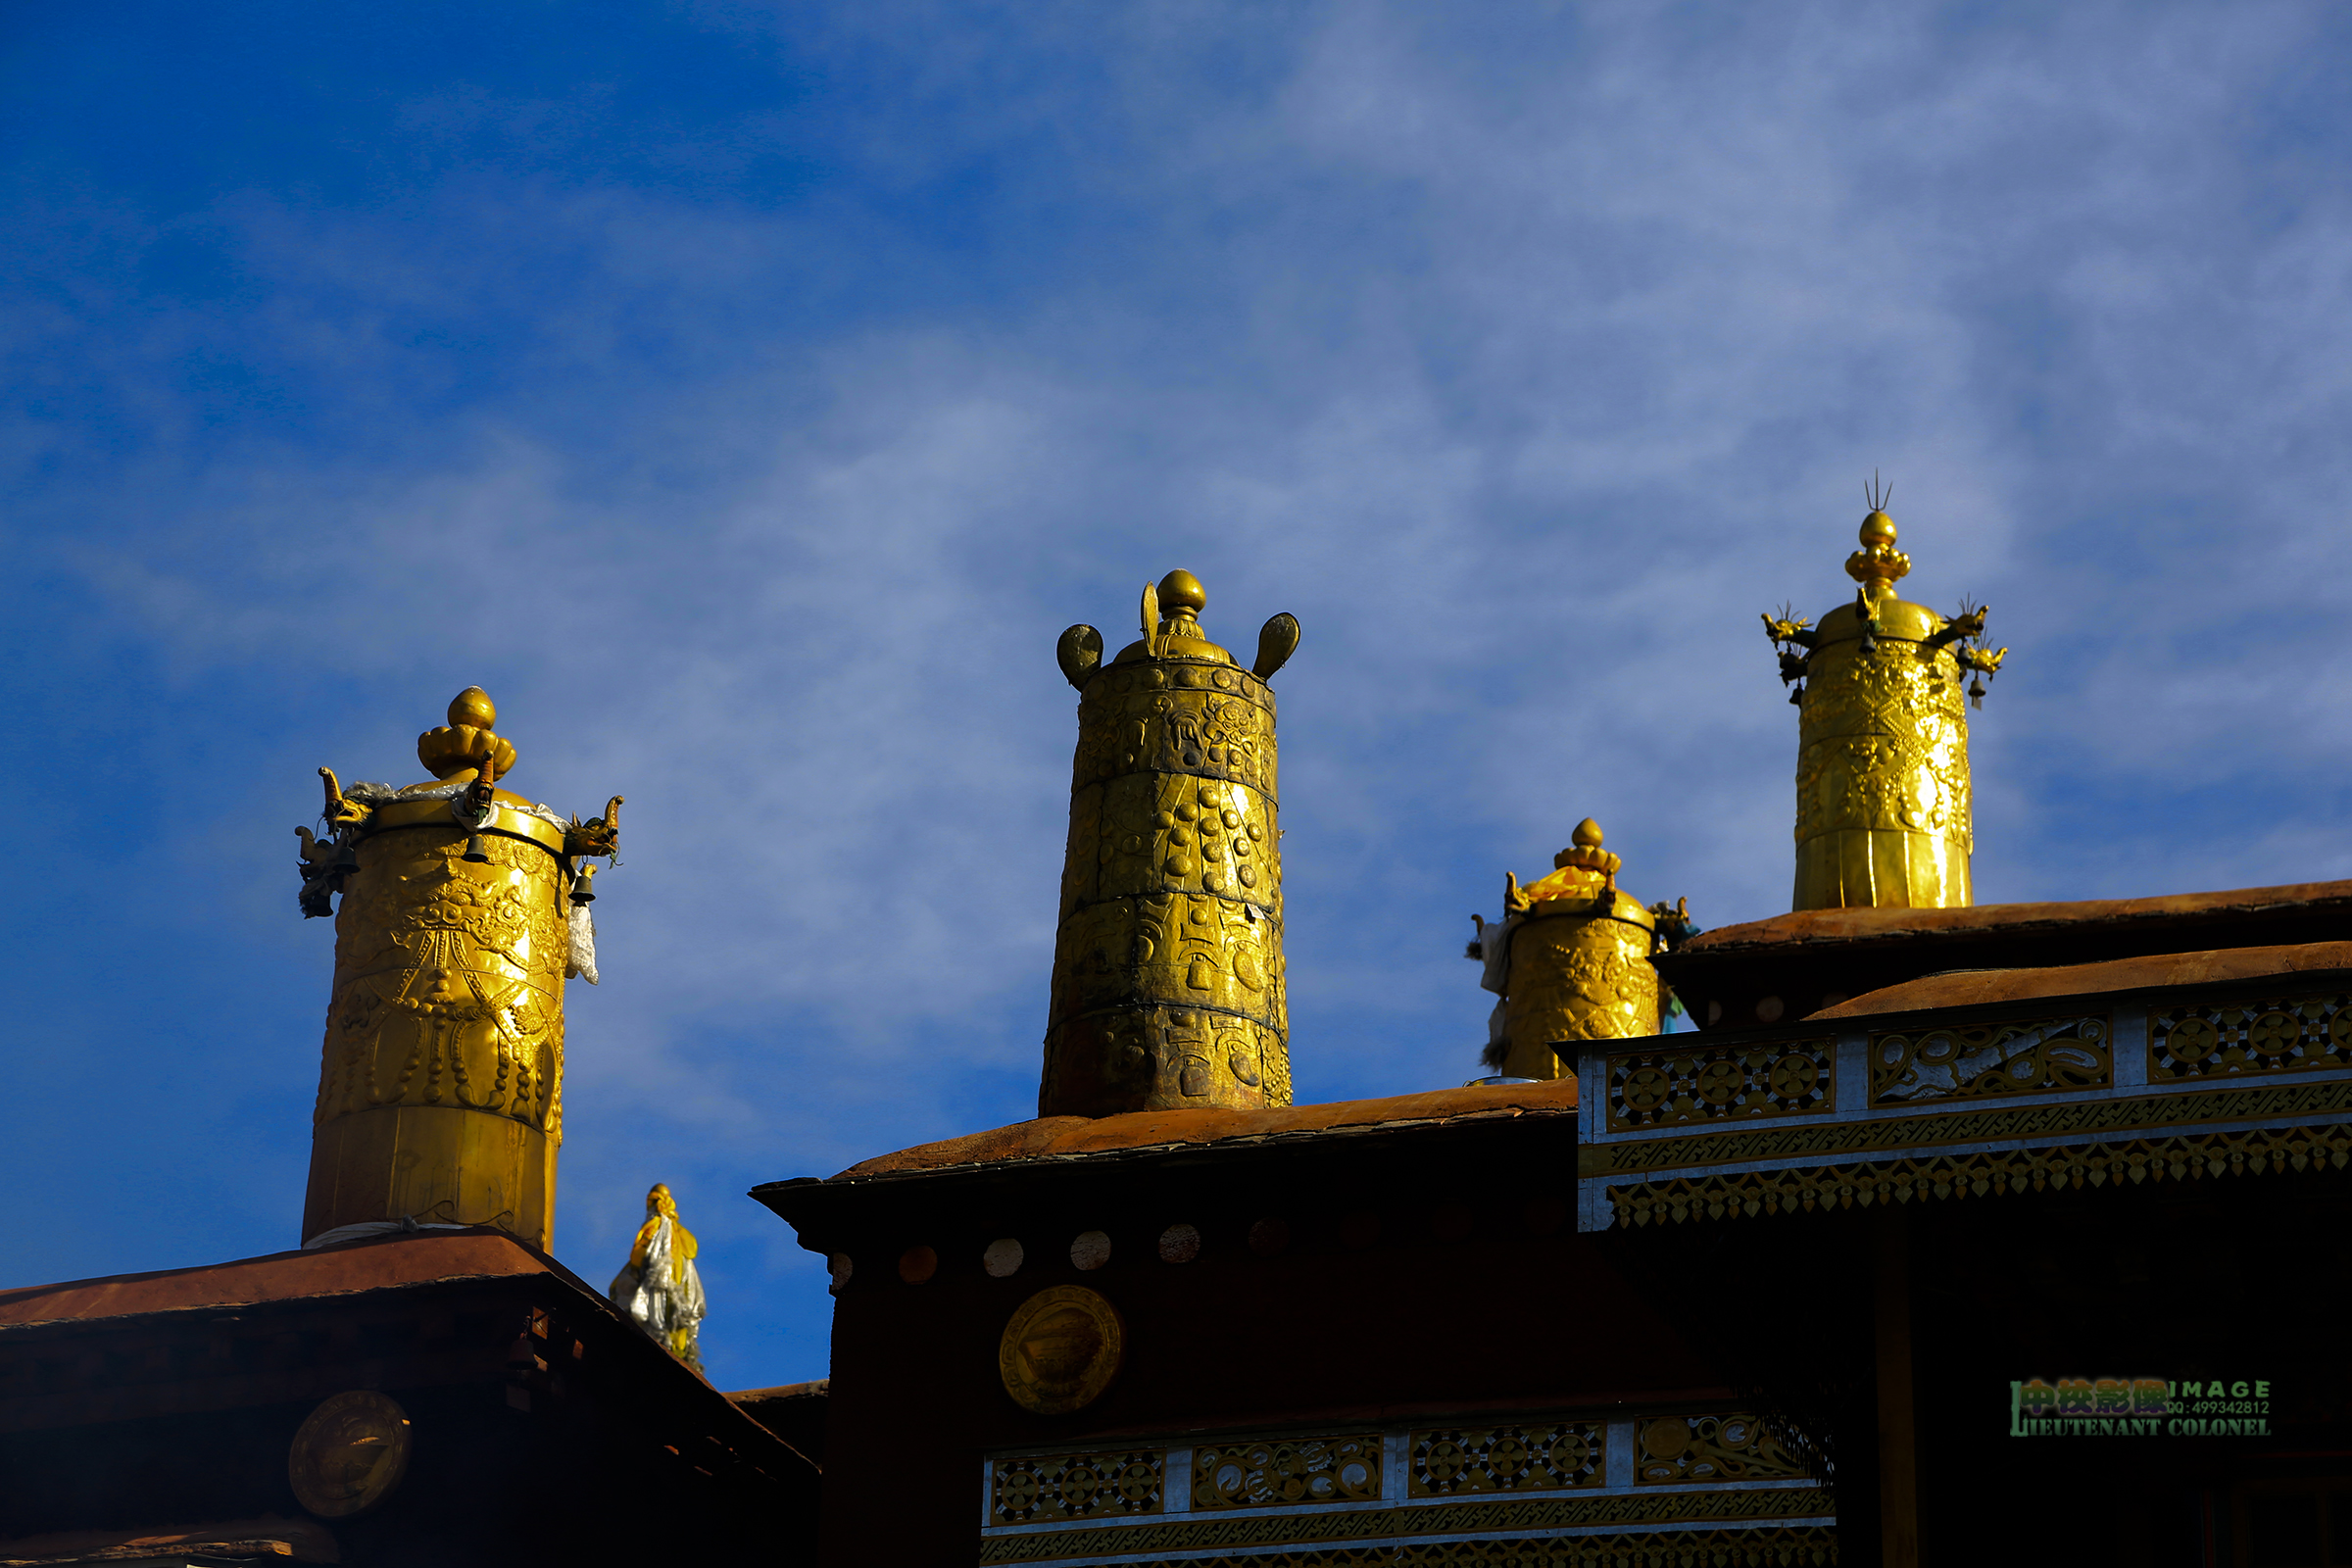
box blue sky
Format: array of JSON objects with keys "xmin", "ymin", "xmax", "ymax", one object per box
[{"xmin": 7, "ymin": 3, "xmax": 2352, "ymax": 1389}]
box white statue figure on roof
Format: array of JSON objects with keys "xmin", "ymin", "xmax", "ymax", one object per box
[{"xmin": 610, "ymin": 1182, "xmax": 706, "ymax": 1368}]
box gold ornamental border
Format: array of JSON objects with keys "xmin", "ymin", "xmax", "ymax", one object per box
[
  {"xmin": 1579, "ymin": 1076, "xmax": 2352, "ymax": 1180},
  {"xmin": 1605, "ymin": 1119, "xmax": 2352, "ymax": 1229},
  {"xmin": 1096, "ymin": 1526, "xmax": 1838, "ymax": 1568},
  {"xmin": 977, "ymin": 1483, "xmax": 1832, "ymax": 1564}
]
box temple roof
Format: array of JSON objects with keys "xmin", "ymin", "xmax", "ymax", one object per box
[
  {"xmin": 1682, "ymin": 878, "xmax": 2352, "ymax": 956},
  {"xmin": 816, "ymin": 1079, "xmax": 1578, "ymax": 1184},
  {"xmin": 1808, "ymin": 939, "xmax": 2352, "ymax": 1020},
  {"xmin": 0, "ymin": 1230, "xmax": 559, "ymax": 1328}
]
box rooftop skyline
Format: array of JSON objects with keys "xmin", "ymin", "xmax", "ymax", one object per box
[{"xmin": 7, "ymin": 2, "xmax": 2352, "ymax": 1389}]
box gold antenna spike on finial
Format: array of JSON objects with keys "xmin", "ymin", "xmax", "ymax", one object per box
[{"xmin": 1845, "ymin": 474, "xmax": 1910, "ymax": 603}]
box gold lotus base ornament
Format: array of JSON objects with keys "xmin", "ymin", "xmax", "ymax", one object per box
[
  {"xmin": 1000, "ymin": 1285, "xmax": 1125, "ymax": 1415},
  {"xmin": 288, "ymin": 1390, "xmax": 413, "ymax": 1518}
]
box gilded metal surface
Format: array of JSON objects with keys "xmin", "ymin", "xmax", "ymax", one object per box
[
  {"xmin": 1605, "ymin": 1105, "xmax": 2352, "ymax": 1230},
  {"xmin": 1487, "ymin": 820, "xmax": 1661, "ymax": 1080},
  {"xmin": 1634, "ymin": 1416, "xmax": 1806, "ymax": 1485},
  {"xmin": 2151, "ymin": 994, "xmax": 2352, "ymax": 1080},
  {"xmin": 1768, "ymin": 503, "xmax": 2007, "ymax": 911},
  {"xmin": 991, "ymin": 1450, "xmax": 1165, "ymax": 1523},
  {"xmin": 298, "ymin": 690, "xmax": 619, "ymax": 1251},
  {"xmin": 1870, "ymin": 1015, "xmax": 2110, "ymax": 1103},
  {"xmin": 999, "ymin": 1285, "xmax": 1124, "ymax": 1415},
  {"xmin": 287, "ymin": 1390, "xmax": 413, "ymax": 1518},
  {"xmin": 1604, "ymin": 1039, "xmax": 1836, "ymax": 1132},
  {"xmin": 1409, "ymin": 1424, "xmax": 1604, "ymax": 1495},
  {"xmin": 1043, "ymin": 570, "xmax": 1297, "ymax": 1115},
  {"xmin": 1193, "ymin": 1436, "xmax": 1382, "ymax": 1509}
]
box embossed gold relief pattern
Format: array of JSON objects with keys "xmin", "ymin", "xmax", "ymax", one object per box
[
  {"xmin": 999, "ymin": 1286, "xmax": 1125, "ymax": 1416},
  {"xmin": 1409, "ymin": 1424, "xmax": 1603, "ymax": 1496},
  {"xmin": 1773, "ymin": 509, "xmax": 1989, "ymax": 911},
  {"xmin": 1633, "ymin": 1416, "xmax": 1806, "ymax": 1485},
  {"xmin": 1791, "ymin": 641, "xmax": 1972, "ymax": 910},
  {"xmin": 990, "ymin": 1450, "xmax": 1163, "ymax": 1524},
  {"xmin": 1605, "ymin": 1116, "xmax": 2352, "ymax": 1229},
  {"xmin": 1605, "ymin": 1041, "xmax": 1834, "ymax": 1132},
  {"xmin": 2151, "ymin": 995, "xmax": 2352, "ymax": 1081},
  {"xmin": 318, "ymin": 830, "xmax": 567, "ymax": 1135},
  {"xmin": 299, "ymin": 689, "xmax": 618, "ymax": 1254},
  {"xmin": 1043, "ymin": 572, "xmax": 1294, "ymax": 1116},
  {"xmin": 1194, "ymin": 1436, "xmax": 1383, "ymax": 1510},
  {"xmin": 1870, "ymin": 1015, "xmax": 2109, "ymax": 1103},
  {"xmin": 1500, "ymin": 916, "xmax": 1659, "ymax": 1077}
]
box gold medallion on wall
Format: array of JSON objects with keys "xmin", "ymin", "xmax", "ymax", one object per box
[
  {"xmin": 288, "ymin": 1390, "xmax": 413, "ymax": 1518},
  {"xmin": 1000, "ymin": 1285, "xmax": 1124, "ymax": 1416}
]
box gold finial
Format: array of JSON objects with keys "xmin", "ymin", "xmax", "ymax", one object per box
[
  {"xmin": 1548, "ymin": 816, "xmax": 1622, "ymax": 881},
  {"xmin": 417, "ymin": 686, "xmax": 518, "ymax": 782},
  {"xmin": 1844, "ymin": 471, "xmax": 1910, "ymax": 602},
  {"xmin": 1157, "ymin": 568, "xmax": 1206, "ymax": 619},
  {"xmin": 448, "ymin": 685, "xmax": 496, "ymax": 730}
]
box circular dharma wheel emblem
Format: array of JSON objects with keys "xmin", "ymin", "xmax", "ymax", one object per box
[
  {"xmin": 999, "ymin": 1285, "xmax": 1124, "ymax": 1416},
  {"xmin": 288, "ymin": 1390, "xmax": 413, "ymax": 1518}
]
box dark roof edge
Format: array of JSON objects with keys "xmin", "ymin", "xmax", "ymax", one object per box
[{"xmin": 750, "ymin": 1102, "xmax": 1575, "ymax": 1222}]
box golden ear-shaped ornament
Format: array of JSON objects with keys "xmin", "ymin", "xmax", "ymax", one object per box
[
  {"xmin": 1252, "ymin": 612, "xmax": 1300, "ymax": 681},
  {"xmin": 1056, "ymin": 624, "xmax": 1103, "ymax": 690}
]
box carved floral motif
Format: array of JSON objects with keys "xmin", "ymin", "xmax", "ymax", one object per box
[
  {"xmin": 1871, "ymin": 1015, "xmax": 2109, "ymax": 1103},
  {"xmin": 316, "ymin": 831, "xmax": 566, "ymax": 1138}
]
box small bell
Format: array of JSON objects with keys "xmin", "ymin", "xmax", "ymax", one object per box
[
  {"xmin": 570, "ymin": 862, "xmax": 597, "ymax": 906},
  {"xmin": 1969, "ymin": 675, "xmax": 1986, "ymax": 710},
  {"xmin": 463, "ymin": 834, "xmax": 491, "ymax": 864},
  {"xmin": 1788, "ymin": 683, "xmax": 1804, "ymax": 706}
]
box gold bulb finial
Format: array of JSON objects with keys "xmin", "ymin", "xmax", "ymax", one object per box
[
  {"xmin": 418, "ymin": 685, "xmax": 518, "ymax": 781},
  {"xmin": 1157, "ymin": 569, "xmax": 1206, "ymax": 618},
  {"xmin": 1572, "ymin": 817, "xmax": 1604, "ymax": 849},
  {"xmin": 1860, "ymin": 511, "xmax": 1896, "ymax": 548},
  {"xmin": 448, "ymin": 686, "xmax": 497, "ymax": 731}
]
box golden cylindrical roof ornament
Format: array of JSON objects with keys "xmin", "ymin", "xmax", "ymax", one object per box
[
  {"xmin": 1041, "ymin": 571, "xmax": 1298, "ymax": 1116},
  {"xmin": 1765, "ymin": 485, "xmax": 2007, "ymax": 910},
  {"xmin": 1472, "ymin": 819, "xmax": 1667, "ymax": 1080},
  {"xmin": 295, "ymin": 688, "xmax": 621, "ymax": 1250}
]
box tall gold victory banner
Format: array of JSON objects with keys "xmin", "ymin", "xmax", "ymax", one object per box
[
  {"xmin": 295, "ymin": 689, "xmax": 620, "ymax": 1250},
  {"xmin": 1041, "ymin": 571, "xmax": 1299, "ymax": 1117},
  {"xmin": 1765, "ymin": 491, "xmax": 2008, "ymax": 911}
]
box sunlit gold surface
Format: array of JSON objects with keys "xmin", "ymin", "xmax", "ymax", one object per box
[
  {"xmin": 288, "ymin": 1391, "xmax": 413, "ymax": 1518},
  {"xmin": 1495, "ymin": 818, "xmax": 1660, "ymax": 1078},
  {"xmin": 1776, "ymin": 512, "xmax": 1984, "ymax": 911},
  {"xmin": 999, "ymin": 1286, "xmax": 1124, "ymax": 1416},
  {"xmin": 300, "ymin": 691, "xmax": 617, "ymax": 1251},
  {"xmin": 1043, "ymin": 571, "xmax": 1298, "ymax": 1115}
]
